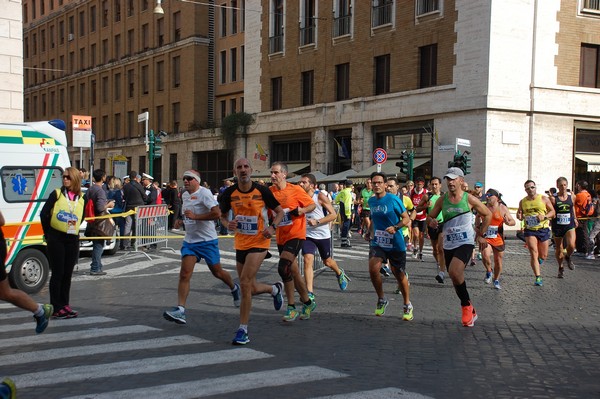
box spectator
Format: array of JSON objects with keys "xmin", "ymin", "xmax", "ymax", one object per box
[
  {"xmin": 87, "ymin": 169, "xmax": 114, "ymax": 275},
  {"xmin": 122, "ymin": 171, "xmax": 148, "ymax": 249}
]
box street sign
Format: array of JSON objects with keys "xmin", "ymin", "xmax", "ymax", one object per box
[
  {"xmin": 456, "ymin": 138, "xmax": 471, "ymax": 147},
  {"xmin": 138, "ymin": 112, "xmax": 149, "ymax": 123},
  {"xmin": 373, "ymin": 148, "xmax": 388, "ymax": 164},
  {"xmin": 438, "ymin": 144, "xmax": 454, "ymax": 152}
]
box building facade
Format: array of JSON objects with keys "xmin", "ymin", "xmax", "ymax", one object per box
[{"xmin": 1, "ymin": 1, "xmax": 24, "ymax": 123}]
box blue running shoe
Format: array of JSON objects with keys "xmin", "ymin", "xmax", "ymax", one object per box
[
  {"xmin": 534, "ymin": 276, "xmax": 543, "ymax": 286},
  {"xmin": 231, "ymin": 283, "xmax": 241, "ymax": 307},
  {"xmin": 282, "ymin": 306, "xmax": 299, "ymax": 322},
  {"xmin": 232, "ymin": 328, "xmax": 249, "ymax": 345},
  {"xmin": 0, "ymin": 377, "xmax": 16, "ymax": 399},
  {"xmin": 34, "ymin": 304, "xmax": 53, "ymax": 334},
  {"xmin": 272, "ymin": 282, "xmax": 284, "ymax": 311},
  {"xmin": 163, "ymin": 307, "xmax": 186, "ymax": 324},
  {"xmin": 300, "ymin": 300, "xmax": 317, "ymax": 320},
  {"xmin": 337, "ymin": 268, "xmax": 348, "ymax": 291},
  {"xmin": 307, "ymin": 292, "xmax": 315, "ymax": 302}
]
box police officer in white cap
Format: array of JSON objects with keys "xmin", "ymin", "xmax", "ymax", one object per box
[{"xmin": 142, "ymin": 173, "xmax": 158, "ymax": 205}]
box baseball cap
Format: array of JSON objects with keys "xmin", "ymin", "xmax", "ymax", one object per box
[
  {"xmin": 444, "ymin": 167, "xmax": 464, "ymax": 180},
  {"xmin": 345, "ymin": 179, "xmax": 354, "ymax": 186},
  {"xmin": 486, "ymin": 188, "xmax": 500, "ymax": 198},
  {"xmin": 475, "ymin": 181, "xmax": 483, "ymax": 188}
]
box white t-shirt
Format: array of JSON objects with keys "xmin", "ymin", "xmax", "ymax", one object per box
[{"xmin": 181, "ymin": 186, "xmax": 219, "ymax": 243}]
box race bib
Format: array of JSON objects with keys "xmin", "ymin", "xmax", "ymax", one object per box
[
  {"xmin": 183, "ymin": 208, "xmax": 195, "ymax": 225},
  {"xmin": 374, "ymin": 229, "xmax": 393, "ymax": 249},
  {"xmin": 486, "ymin": 225, "xmax": 499, "ymax": 239},
  {"xmin": 236, "ymin": 215, "xmax": 258, "ymax": 235},
  {"xmin": 556, "ymin": 213, "xmax": 570, "ymax": 225},
  {"xmin": 525, "ymin": 215, "xmax": 540, "ymax": 228},
  {"xmin": 66, "ymin": 218, "xmax": 77, "ymax": 235},
  {"xmin": 445, "ymin": 226, "xmax": 469, "ymax": 245},
  {"xmin": 279, "ymin": 208, "xmax": 293, "ymax": 227}
]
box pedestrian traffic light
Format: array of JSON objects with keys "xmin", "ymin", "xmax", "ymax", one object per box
[
  {"xmin": 396, "ymin": 151, "xmax": 410, "ymax": 175},
  {"xmin": 153, "ymin": 130, "xmax": 167, "ymax": 159},
  {"xmin": 462, "ymin": 151, "xmax": 471, "ymax": 175}
]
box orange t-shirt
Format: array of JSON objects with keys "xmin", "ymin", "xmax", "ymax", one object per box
[
  {"xmin": 270, "ymin": 183, "xmax": 313, "ymax": 245},
  {"xmin": 574, "ymin": 190, "xmax": 591, "ymax": 218}
]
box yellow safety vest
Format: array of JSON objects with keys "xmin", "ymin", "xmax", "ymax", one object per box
[{"xmin": 50, "ymin": 189, "xmax": 85, "ymax": 234}]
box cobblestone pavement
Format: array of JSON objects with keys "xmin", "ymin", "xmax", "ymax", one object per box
[{"xmin": 1, "ymin": 233, "xmax": 598, "ymax": 398}]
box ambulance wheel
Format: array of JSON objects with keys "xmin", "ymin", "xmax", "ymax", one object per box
[{"xmin": 9, "ymin": 248, "xmax": 50, "ymax": 294}]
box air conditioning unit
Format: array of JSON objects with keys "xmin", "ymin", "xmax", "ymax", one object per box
[{"xmin": 68, "ymin": 33, "xmax": 74, "ymax": 41}]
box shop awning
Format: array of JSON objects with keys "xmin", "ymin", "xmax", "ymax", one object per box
[
  {"xmin": 576, "ymin": 154, "xmax": 600, "ymax": 172},
  {"xmin": 353, "ymin": 158, "xmax": 430, "ymax": 179},
  {"xmin": 288, "ymin": 170, "xmax": 328, "ymax": 183},
  {"xmin": 252, "ymin": 162, "xmax": 310, "ymax": 178},
  {"xmin": 319, "ymin": 169, "xmax": 357, "ymax": 183}
]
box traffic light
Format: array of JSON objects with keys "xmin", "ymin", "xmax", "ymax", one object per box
[
  {"xmin": 396, "ymin": 151, "xmax": 410, "ymax": 175},
  {"xmin": 153, "ymin": 130, "xmax": 167, "ymax": 159},
  {"xmin": 461, "ymin": 151, "xmax": 471, "ymax": 175}
]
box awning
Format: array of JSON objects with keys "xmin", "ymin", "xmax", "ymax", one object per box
[
  {"xmin": 576, "ymin": 154, "xmax": 600, "ymax": 172},
  {"xmin": 288, "ymin": 170, "xmax": 328, "ymax": 183},
  {"xmin": 353, "ymin": 158, "xmax": 430, "ymax": 179},
  {"xmin": 252, "ymin": 162, "xmax": 310, "ymax": 178},
  {"xmin": 319, "ymin": 169, "xmax": 357, "ymax": 183}
]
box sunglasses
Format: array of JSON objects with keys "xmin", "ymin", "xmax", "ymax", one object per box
[
  {"xmin": 62, "ymin": 175, "xmax": 71, "ymax": 180},
  {"xmin": 182, "ymin": 176, "xmax": 195, "ymax": 181}
]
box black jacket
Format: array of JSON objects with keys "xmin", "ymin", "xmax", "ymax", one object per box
[{"xmin": 122, "ymin": 180, "xmax": 147, "ymax": 211}]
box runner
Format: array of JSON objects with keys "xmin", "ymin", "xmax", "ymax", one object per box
[
  {"xmin": 416, "ymin": 176, "xmax": 447, "ymax": 283},
  {"xmin": 428, "ymin": 167, "xmax": 491, "ymax": 327},
  {"xmin": 477, "ymin": 189, "xmax": 515, "ymax": 289},
  {"xmin": 409, "ymin": 177, "xmax": 428, "ymax": 261},
  {"xmin": 269, "ymin": 162, "xmax": 317, "ymax": 322},
  {"xmin": 385, "ymin": 177, "xmax": 414, "ymax": 291},
  {"xmin": 335, "ymin": 180, "xmax": 354, "ymax": 248},
  {"xmin": 163, "ymin": 169, "xmax": 241, "ymax": 325},
  {"xmin": 298, "ymin": 174, "xmax": 349, "ymax": 297},
  {"xmin": 549, "ymin": 177, "xmax": 577, "ymax": 278},
  {"xmin": 364, "ymin": 172, "xmax": 413, "ymax": 320},
  {"xmin": 359, "ymin": 179, "xmax": 373, "ymax": 236},
  {"xmin": 517, "ymin": 180, "xmax": 556, "ymax": 286},
  {"xmin": 219, "ymin": 158, "xmax": 286, "ymax": 345}
]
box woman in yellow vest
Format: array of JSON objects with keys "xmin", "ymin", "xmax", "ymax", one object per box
[{"xmin": 40, "ymin": 166, "xmax": 85, "ymax": 319}]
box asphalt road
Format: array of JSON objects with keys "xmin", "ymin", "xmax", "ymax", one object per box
[{"xmin": 1, "ymin": 231, "xmax": 599, "ymax": 398}]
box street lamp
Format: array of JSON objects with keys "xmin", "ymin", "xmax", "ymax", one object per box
[{"xmin": 154, "ymin": 0, "xmax": 164, "ymax": 14}]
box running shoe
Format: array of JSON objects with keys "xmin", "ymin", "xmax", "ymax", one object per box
[
  {"xmin": 406, "ymin": 242, "xmax": 413, "ymax": 252},
  {"xmin": 231, "ymin": 283, "xmax": 241, "ymax": 307},
  {"xmin": 282, "ymin": 305, "xmax": 299, "ymax": 322},
  {"xmin": 586, "ymin": 253, "xmax": 595, "ymax": 260},
  {"xmin": 64, "ymin": 305, "xmax": 78, "ymax": 318},
  {"xmin": 484, "ymin": 271, "xmax": 492, "ymax": 284},
  {"xmin": 493, "ymin": 280, "xmax": 501, "ymax": 290},
  {"xmin": 52, "ymin": 307, "xmax": 76, "ymax": 319},
  {"xmin": 272, "ymin": 282, "xmax": 284, "ymax": 311},
  {"xmin": 163, "ymin": 307, "xmax": 187, "ymax": 324},
  {"xmin": 534, "ymin": 276, "xmax": 543, "ymax": 286},
  {"xmin": 307, "ymin": 292, "xmax": 315, "ymax": 302},
  {"xmin": 232, "ymin": 328, "xmax": 249, "ymax": 345},
  {"xmin": 477, "ymin": 252, "xmax": 482, "ymax": 260},
  {"xmin": 412, "ymin": 248, "xmax": 418, "ymax": 259},
  {"xmin": 380, "ymin": 265, "xmax": 391, "ymax": 277},
  {"xmin": 402, "ymin": 304, "xmax": 414, "ymax": 321},
  {"xmin": 34, "ymin": 304, "xmax": 53, "ymax": 334},
  {"xmin": 435, "ymin": 272, "xmax": 445, "ymax": 284},
  {"xmin": 300, "ymin": 300, "xmax": 317, "ymax": 320},
  {"xmin": 0, "ymin": 377, "xmax": 16, "ymax": 399},
  {"xmin": 375, "ymin": 299, "xmax": 388, "ymax": 316},
  {"xmin": 557, "ymin": 268, "xmax": 564, "ymax": 279},
  {"xmin": 337, "ymin": 268, "xmax": 349, "ymax": 291},
  {"xmin": 469, "ymin": 258, "xmax": 476, "ymax": 267},
  {"xmin": 461, "ymin": 303, "xmax": 478, "ymax": 327},
  {"xmin": 394, "ymin": 287, "xmax": 401, "ymax": 294},
  {"xmin": 418, "ymin": 252, "xmax": 423, "ymax": 262},
  {"xmin": 565, "ymin": 255, "xmax": 575, "ymax": 270},
  {"xmin": 538, "ymin": 258, "xmax": 544, "ymax": 265},
  {"xmin": 405, "ymin": 271, "xmax": 410, "ymax": 286}
]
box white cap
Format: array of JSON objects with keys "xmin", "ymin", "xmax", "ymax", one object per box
[{"xmin": 142, "ymin": 173, "xmax": 154, "ymax": 180}]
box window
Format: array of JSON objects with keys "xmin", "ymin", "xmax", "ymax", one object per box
[
  {"xmin": 41, "ymin": 29, "xmax": 46, "ymax": 52},
  {"xmin": 60, "ymin": 88, "xmax": 65, "ymax": 112},
  {"xmin": 69, "ymin": 85, "xmax": 75, "ymax": 111},
  {"xmin": 114, "ymin": 34, "xmax": 121, "ymax": 59},
  {"xmin": 79, "ymin": 83, "xmax": 86, "ymax": 108},
  {"xmin": 301, "ymin": 70, "xmax": 314, "ymax": 106},
  {"xmin": 142, "ymin": 0, "xmax": 148, "ymax": 11},
  {"xmin": 24, "ymin": 4, "xmax": 28, "ymax": 23},
  {"xmin": 231, "ymin": 0, "xmax": 238, "ymax": 34},
  {"xmin": 580, "ymin": 43, "xmax": 600, "ymax": 88},
  {"xmin": 32, "ymin": 0, "xmax": 36, "ymax": 18},
  {"xmin": 102, "ymin": 0, "xmax": 109, "ymax": 27},
  {"xmin": 141, "ymin": 65, "xmax": 149, "ymax": 94},
  {"xmin": 220, "ymin": 100, "xmax": 226, "ymax": 120},
  {"xmin": 41, "ymin": 62, "xmax": 46, "ymax": 81},
  {"xmin": 273, "ymin": 140, "xmax": 311, "ymax": 162},
  {"xmin": 157, "ymin": 18, "xmax": 165, "ymax": 46},
  {"xmin": 40, "ymin": 0, "xmax": 45, "ymax": 15},
  {"xmin": 50, "ymin": 25, "xmax": 55, "ymax": 48},
  {"xmin": 156, "ymin": 105, "xmax": 164, "ymax": 130},
  {"xmin": 230, "ymin": 48, "xmax": 237, "ymax": 82},
  {"xmin": 142, "ymin": 23, "xmax": 149, "ymax": 50},
  {"xmin": 114, "ymin": 72, "xmax": 121, "ymax": 100},
  {"xmin": 102, "ymin": 76, "xmax": 108, "ymax": 104},
  {"xmin": 172, "ymin": 55, "xmax": 181, "ymax": 87},
  {"xmin": 127, "ymin": 0, "xmax": 134, "ymax": 17},
  {"xmin": 127, "ymin": 29, "xmax": 134, "ymax": 55},
  {"xmin": 79, "ymin": 11, "xmax": 85, "ymax": 36},
  {"xmin": 24, "ymin": 37, "xmax": 29, "ymax": 58},
  {"xmin": 102, "ymin": 39, "xmax": 109, "ymax": 63},
  {"xmin": 230, "ymin": 98, "xmax": 237, "ymax": 114},
  {"xmin": 220, "ymin": 51, "xmax": 227, "ymax": 83},
  {"xmin": 419, "ymin": 44, "xmax": 437, "ymax": 88},
  {"xmin": 336, "ymin": 63, "xmax": 350, "ymax": 101},
  {"xmin": 127, "ymin": 68, "xmax": 134, "ymax": 97},
  {"xmin": 374, "ymin": 54, "xmax": 390, "ymax": 94},
  {"xmin": 91, "ymin": 79, "xmax": 97, "ymax": 106},
  {"xmin": 172, "ymin": 102, "xmax": 181, "ymax": 134},
  {"xmin": 79, "ymin": 48, "xmax": 85, "ymax": 70},
  {"xmin": 173, "ymin": 11, "xmax": 181, "ymax": 41},
  {"xmin": 1, "ymin": 167, "xmax": 63, "ymax": 203},
  {"xmin": 115, "ymin": 113, "xmax": 122, "ymax": 137},
  {"xmin": 69, "ymin": 51, "xmax": 74, "ymax": 72},
  {"xmin": 241, "ymin": 0, "xmax": 245, "ymax": 31},
  {"xmin": 416, "ymin": 0, "xmax": 439, "ymax": 15},
  {"xmin": 271, "ymin": 77, "xmax": 282, "ymax": 110},
  {"xmin": 300, "ymin": 0, "xmax": 316, "ymax": 46},
  {"xmin": 32, "ymin": 33, "xmax": 37, "ymax": 55},
  {"xmin": 59, "ymin": 21, "xmax": 65, "ymax": 44},
  {"xmin": 269, "ymin": 0, "xmax": 284, "ymax": 53},
  {"xmin": 41, "ymin": 94, "xmax": 47, "ymax": 116},
  {"xmin": 372, "ymin": 0, "xmax": 393, "ymax": 27},
  {"xmin": 334, "ymin": 0, "xmax": 352, "ymax": 37},
  {"xmin": 115, "ymin": 0, "xmax": 121, "ymax": 22},
  {"xmin": 69, "ymin": 15, "xmax": 74, "ymax": 35},
  {"xmin": 90, "ymin": 6, "xmax": 96, "ymax": 32},
  {"xmin": 241, "ymin": 45, "xmax": 245, "ymax": 79},
  {"xmin": 90, "ymin": 43, "xmax": 96, "ymax": 66},
  {"xmin": 127, "ymin": 111, "xmax": 134, "ymax": 137},
  {"xmin": 156, "ymin": 60, "xmax": 165, "ymax": 91},
  {"xmin": 50, "ymin": 59, "xmax": 55, "ymax": 79},
  {"xmin": 102, "ymin": 115, "xmax": 109, "ymax": 138},
  {"xmin": 584, "ymin": 0, "xmax": 600, "ymax": 11},
  {"xmin": 220, "ymin": 3, "xmax": 227, "ymax": 37}
]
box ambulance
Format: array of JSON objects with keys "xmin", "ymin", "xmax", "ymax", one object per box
[{"xmin": 0, "ymin": 120, "xmax": 115, "ymax": 294}]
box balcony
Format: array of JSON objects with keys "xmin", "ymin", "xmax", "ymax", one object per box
[
  {"xmin": 333, "ymin": 15, "xmax": 351, "ymax": 37},
  {"xmin": 372, "ymin": 2, "xmax": 392, "ymax": 27},
  {"xmin": 300, "ymin": 25, "xmax": 315, "ymax": 46}
]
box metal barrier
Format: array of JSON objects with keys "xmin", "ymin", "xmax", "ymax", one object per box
[{"xmin": 122, "ymin": 204, "xmax": 175, "ymax": 260}]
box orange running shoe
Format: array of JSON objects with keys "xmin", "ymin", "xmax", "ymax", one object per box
[{"xmin": 461, "ymin": 303, "xmax": 478, "ymax": 327}]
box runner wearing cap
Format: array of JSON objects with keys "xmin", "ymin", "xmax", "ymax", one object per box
[
  {"xmin": 477, "ymin": 189, "xmax": 515, "ymax": 289},
  {"xmin": 428, "ymin": 167, "xmax": 491, "ymax": 327}
]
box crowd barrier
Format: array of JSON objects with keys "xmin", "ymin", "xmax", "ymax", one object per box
[{"xmin": 121, "ymin": 204, "xmax": 176, "ymax": 260}]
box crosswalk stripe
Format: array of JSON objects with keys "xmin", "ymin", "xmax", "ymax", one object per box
[
  {"xmin": 0, "ymin": 325, "xmax": 160, "ymax": 349},
  {"xmin": 14, "ymin": 348, "xmax": 273, "ymax": 389},
  {"xmin": 0, "ymin": 316, "xmax": 116, "ymax": 333},
  {"xmin": 63, "ymin": 365, "xmax": 348, "ymax": 399},
  {"xmin": 310, "ymin": 387, "xmax": 435, "ymax": 399},
  {"xmin": 0, "ymin": 335, "xmax": 209, "ymax": 366}
]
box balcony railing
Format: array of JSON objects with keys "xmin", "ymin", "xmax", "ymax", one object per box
[
  {"xmin": 269, "ymin": 34, "xmax": 284, "ymax": 53},
  {"xmin": 584, "ymin": 0, "xmax": 600, "ymax": 10},
  {"xmin": 416, "ymin": 0, "xmax": 439, "ymax": 15},
  {"xmin": 300, "ymin": 25, "xmax": 315, "ymax": 46},
  {"xmin": 372, "ymin": 2, "xmax": 392, "ymax": 27},
  {"xmin": 333, "ymin": 14, "xmax": 351, "ymax": 37}
]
